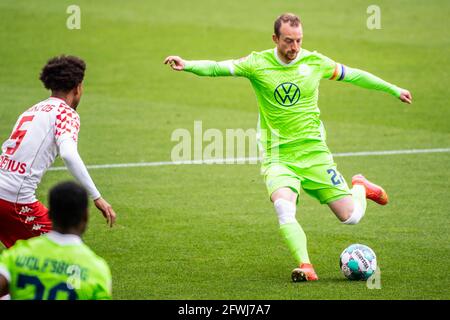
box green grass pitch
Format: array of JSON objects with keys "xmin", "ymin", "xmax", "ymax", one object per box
[{"xmin": 0, "ymin": 0, "xmax": 449, "ymax": 299}]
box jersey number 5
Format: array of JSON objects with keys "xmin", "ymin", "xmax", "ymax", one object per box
[{"xmin": 5, "ymin": 115, "xmax": 35, "ymax": 156}]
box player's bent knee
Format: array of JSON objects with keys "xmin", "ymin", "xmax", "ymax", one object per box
[
  {"xmin": 271, "ymin": 187, "xmax": 298, "ymax": 203},
  {"xmin": 342, "ymin": 201, "xmax": 364, "ymax": 225},
  {"xmin": 274, "ymin": 198, "xmax": 297, "ymax": 225}
]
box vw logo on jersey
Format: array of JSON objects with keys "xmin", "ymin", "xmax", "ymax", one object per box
[{"xmin": 274, "ymin": 82, "xmax": 301, "ymax": 106}]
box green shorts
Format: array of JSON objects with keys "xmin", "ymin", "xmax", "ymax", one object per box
[{"xmin": 261, "ymin": 151, "xmax": 351, "ymax": 204}]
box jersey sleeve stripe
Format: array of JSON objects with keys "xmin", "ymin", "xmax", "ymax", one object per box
[
  {"xmin": 219, "ymin": 60, "xmax": 235, "ymax": 76},
  {"xmin": 227, "ymin": 61, "xmax": 236, "ymax": 76},
  {"xmin": 330, "ymin": 63, "xmax": 345, "ymax": 81},
  {"xmin": 329, "ymin": 63, "xmax": 340, "ymax": 80},
  {"xmin": 337, "ymin": 64, "xmax": 346, "ymax": 81}
]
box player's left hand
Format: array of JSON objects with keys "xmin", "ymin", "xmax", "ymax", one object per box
[
  {"xmin": 399, "ymin": 89, "xmax": 412, "ymax": 104},
  {"xmin": 94, "ymin": 197, "xmax": 116, "ymax": 228}
]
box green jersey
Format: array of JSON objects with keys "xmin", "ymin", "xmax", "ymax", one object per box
[
  {"xmin": 0, "ymin": 232, "xmax": 112, "ymax": 300},
  {"xmin": 184, "ymin": 47, "xmax": 401, "ymax": 162}
]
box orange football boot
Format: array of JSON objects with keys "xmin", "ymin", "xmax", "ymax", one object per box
[
  {"xmin": 352, "ymin": 174, "xmax": 389, "ymax": 205},
  {"xmin": 291, "ymin": 263, "xmax": 319, "ymax": 282}
]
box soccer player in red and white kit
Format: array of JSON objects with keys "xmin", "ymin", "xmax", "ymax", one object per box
[{"xmin": 0, "ymin": 55, "xmax": 116, "ymax": 248}]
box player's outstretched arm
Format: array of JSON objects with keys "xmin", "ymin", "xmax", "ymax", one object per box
[
  {"xmin": 337, "ymin": 65, "xmax": 412, "ymax": 104},
  {"xmin": 164, "ymin": 55, "xmax": 233, "ymax": 77},
  {"xmin": 59, "ymin": 139, "xmax": 116, "ymax": 227}
]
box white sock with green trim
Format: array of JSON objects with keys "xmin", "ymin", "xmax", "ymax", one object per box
[{"xmin": 343, "ymin": 185, "xmax": 367, "ymax": 225}]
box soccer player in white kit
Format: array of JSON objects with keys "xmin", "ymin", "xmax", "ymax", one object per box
[{"xmin": 0, "ymin": 55, "xmax": 116, "ymax": 248}]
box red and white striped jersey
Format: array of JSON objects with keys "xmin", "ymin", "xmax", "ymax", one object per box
[{"xmin": 0, "ymin": 97, "xmax": 80, "ymax": 203}]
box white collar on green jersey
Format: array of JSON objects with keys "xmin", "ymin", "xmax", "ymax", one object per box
[
  {"xmin": 47, "ymin": 231, "xmax": 82, "ymax": 246},
  {"xmin": 274, "ymin": 47, "xmax": 302, "ymax": 66}
]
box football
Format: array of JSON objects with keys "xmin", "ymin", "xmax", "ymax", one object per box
[{"xmin": 339, "ymin": 244, "xmax": 377, "ymax": 280}]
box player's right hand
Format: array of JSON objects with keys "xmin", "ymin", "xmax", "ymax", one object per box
[
  {"xmin": 164, "ymin": 56, "xmax": 185, "ymax": 71},
  {"xmin": 399, "ymin": 89, "xmax": 412, "ymax": 104},
  {"xmin": 94, "ymin": 197, "xmax": 116, "ymax": 228}
]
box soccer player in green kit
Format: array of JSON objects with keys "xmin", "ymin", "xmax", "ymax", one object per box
[
  {"xmin": 164, "ymin": 13, "xmax": 412, "ymax": 281},
  {"xmin": 0, "ymin": 182, "xmax": 112, "ymax": 299}
]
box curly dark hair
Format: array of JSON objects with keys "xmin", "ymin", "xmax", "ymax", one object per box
[
  {"xmin": 49, "ymin": 181, "xmax": 88, "ymax": 230},
  {"xmin": 39, "ymin": 55, "xmax": 86, "ymax": 92}
]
